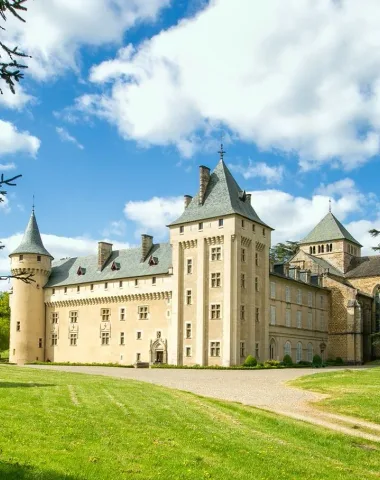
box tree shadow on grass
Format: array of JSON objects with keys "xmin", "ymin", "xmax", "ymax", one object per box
[
  {"xmin": 0, "ymin": 461, "xmax": 79, "ymax": 479},
  {"xmin": 0, "ymin": 382, "xmax": 55, "ymax": 388}
]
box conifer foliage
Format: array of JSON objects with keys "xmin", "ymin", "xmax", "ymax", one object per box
[{"xmin": 0, "ymin": 0, "xmax": 30, "ymax": 94}]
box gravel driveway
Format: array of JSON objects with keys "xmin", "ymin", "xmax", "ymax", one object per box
[{"xmin": 26, "ymin": 365, "xmax": 380, "ymax": 442}]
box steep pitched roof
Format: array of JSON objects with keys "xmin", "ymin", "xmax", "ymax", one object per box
[
  {"xmin": 346, "ymin": 255, "xmax": 380, "ymax": 278},
  {"xmin": 46, "ymin": 243, "xmax": 172, "ymax": 287},
  {"xmin": 300, "ymin": 212, "xmax": 362, "ymax": 247},
  {"xmin": 169, "ymin": 159, "xmax": 270, "ymax": 227},
  {"xmin": 10, "ymin": 211, "xmax": 53, "ymax": 258}
]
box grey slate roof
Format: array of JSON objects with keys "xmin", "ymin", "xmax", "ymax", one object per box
[
  {"xmin": 11, "ymin": 211, "xmax": 53, "ymax": 258},
  {"xmin": 304, "ymin": 252, "xmax": 344, "ymax": 277},
  {"xmin": 170, "ymin": 159, "xmax": 270, "ymax": 228},
  {"xmin": 300, "ymin": 212, "xmax": 362, "ymax": 247},
  {"xmin": 46, "ymin": 243, "xmax": 172, "ymax": 287},
  {"xmin": 346, "ymin": 255, "xmax": 380, "ymax": 278}
]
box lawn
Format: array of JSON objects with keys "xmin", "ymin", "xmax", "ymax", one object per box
[
  {"xmin": 291, "ymin": 367, "xmax": 380, "ymax": 424},
  {"xmin": 0, "ymin": 366, "xmax": 379, "ymax": 480}
]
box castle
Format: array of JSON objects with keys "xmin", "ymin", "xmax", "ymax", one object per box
[{"xmin": 8, "ymin": 156, "xmax": 380, "ymax": 366}]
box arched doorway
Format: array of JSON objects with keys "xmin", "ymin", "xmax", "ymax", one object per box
[
  {"xmin": 269, "ymin": 338, "xmax": 276, "ymax": 360},
  {"xmin": 150, "ymin": 335, "xmax": 168, "ymax": 364}
]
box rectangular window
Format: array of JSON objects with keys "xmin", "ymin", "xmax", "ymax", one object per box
[
  {"xmin": 90, "ymin": 284, "xmax": 94, "ymax": 292},
  {"xmin": 270, "ymin": 305, "xmax": 276, "ymax": 325},
  {"xmin": 135, "ymin": 279, "xmax": 138, "ymax": 287},
  {"xmin": 101, "ymin": 332, "xmax": 110, "ymax": 345},
  {"xmin": 211, "ymin": 272, "xmax": 221, "ymax": 288},
  {"xmin": 38, "ymin": 338, "xmax": 42, "ymax": 348},
  {"xmin": 136, "ymin": 331, "xmax": 142, "ymax": 340},
  {"xmin": 179, "ymin": 226, "xmax": 184, "ymax": 234},
  {"xmin": 52, "ymin": 288, "xmax": 55, "ymax": 295},
  {"xmin": 64, "ymin": 287, "xmax": 67, "ymax": 294},
  {"xmin": 187, "ymin": 258, "xmax": 193, "ymax": 274},
  {"xmin": 320, "ymin": 311, "xmax": 325, "ymax": 331},
  {"xmin": 270, "ymin": 281, "xmax": 276, "ymax": 299},
  {"xmin": 104, "ymin": 282, "xmax": 108, "ymax": 290},
  {"xmin": 70, "ymin": 333, "xmax": 77, "ymax": 346},
  {"xmin": 241, "ymin": 248, "xmax": 246, "ymax": 262},
  {"xmin": 218, "ymin": 218, "xmax": 224, "ymax": 227},
  {"xmin": 120, "ymin": 332, "xmax": 125, "ymax": 345},
  {"xmin": 69, "ymin": 311, "xmax": 78, "ymax": 323},
  {"xmin": 255, "ymin": 277, "xmax": 259, "ymax": 292},
  {"xmin": 186, "ymin": 289, "xmax": 192, "ymax": 305},
  {"xmin": 185, "ymin": 346, "xmax": 192, "ymax": 357},
  {"xmin": 77, "ymin": 285, "xmax": 80, "ymax": 293},
  {"xmin": 308, "ymin": 312, "xmax": 313, "ymax": 329},
  {"xmin": 198, "ymin": 222, "xmax": 203, "ymax": 231},
  {"xmin": 297, "ymin": 289, "xmax": 302, "ymax": 305},
  {"xmin": 16, "ymin": 321, "xmax": 20, "ymax": 331},
  {"xmin": 19, "ymin": 255, "xmax": 23, "ymax": 261},
  {"xmin": 255, "ymin": 307, "xmax": 260, "ymax": 323},
  {"xmin": 240, "ymin": 305, "xmax": 245, "ymax": 321},
  {"xmin": 211, "ymin": 246, "xmax": 222, "ymax": 261},
  {"xmin": 240, "ymin": 341, "xmax": 245, "ymax": 358},
  {"xmin": 285, "ymin": 286, "xmax": 291, "ymax": 303},
  {"xmin": 255, "ymin": 253, "xmax": 259, "ymax": 266},
  {"xmin": 138, "ymin": 306, "xmax": 149, "ymax": 320},
  {"xmin": 211, "ymin": 304, "xmax": 221, "ymax": 319},
  {"xmin": 37, "ymin": 255, "xmax": 41, "ymax": 262},
  {"xmin": 119, "ymin": 280, "xmax": 123, "ymax": 288},
  {"xmin": 51, "ymin": 334, "xmax": 57, "ymax": 346},
  {"xmin": 241, "ymin": 220, "xmax": 245, "ymax": 228},
  {"xmin": 297, "ymin": 311, "xmax": 302, "ymax": 328},
  {"xmin": 252, "ymin": 224, "xmax": 256, "ymax": 233},
  {"xmin": 210, "ymin": 341, "xmax": 221, "ymax": 357},
  {"xmin": 262, "ymin": 228, "xmax": 266, "ymax": 237},
  {"xmin": 285, "ymin": 308, "xmax": 291, "ymax": 327},
  {"xmin": 120, "ymin": 308, "xmax": 126, "ymax": 321},
  {"xmin": 255, "ymin": 342, "xmax": 259, "ymax": 359},
  {"xmin": 308, "ymin": 292, "xmax": 312, "ymax": 307},
  {"xmin": 241, "ymin": 273, "xmax": 246, "ymax": 288},
  {"xmin": 152, "ymin": 277, "xmax": 156, "ymax": 285},
  {"xmin": 52, "ymin": 312, "xmax": 59, "ymax": 324},
  {"xmin": 185, "ymin": 323, "xmax": 192, "ymax": 339},
  {"xmin": 101, "ymin": 309, "xmax": 110, "ymax": 322}
]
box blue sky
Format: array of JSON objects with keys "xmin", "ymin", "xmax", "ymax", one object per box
[{"xmin": 1, "ymin": 0, "xmax": 380, "ymax": 275}]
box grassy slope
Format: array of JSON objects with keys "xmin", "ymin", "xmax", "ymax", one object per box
[
  {"xmin": 291, "ymin": 368, "xmax": 380, "ymax": 424},
  {"xmin": 0, "ymin": 366, "xmax": 379, "ymax": 480}
]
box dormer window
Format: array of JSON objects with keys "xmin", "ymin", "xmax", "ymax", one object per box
[
  {"xmin": 77, "ymin": 266, "xmax": 86, "ymax": 276},
  {"xmin": 37, "ymin": 255, "xmax": 41, "ymax": 262},
  {"xmin": 149, "ymin": 256, "xmax": 158, "ymax": 266},
  {"xmin": 111, "ymin": 261, "xmax": 120, "ymax": 271}
]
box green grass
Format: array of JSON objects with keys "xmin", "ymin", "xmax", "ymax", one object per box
[
  {"xmin": 0, "ymin": 367, "xmax": 379, "ymax": 480},
  {"xmin": 291, "ymin": 368, "xmax": 380, "ymax": 424}
]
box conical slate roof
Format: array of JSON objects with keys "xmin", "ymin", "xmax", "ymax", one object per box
[
  {"xmin": 300, "ymin": 212, "xmax": 362, "ymax": 247},
  {"xmin": 10, "ymin": 210, "xmax": 53, "ymax": 258},
  {"xmin": 170, "ymin": 159, "xmax": 270, "ymax": 227}
]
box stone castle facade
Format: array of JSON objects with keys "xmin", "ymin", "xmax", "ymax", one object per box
[{"xmin": 8, "ymin": 157, "xmax": 380, "ymax": 366}]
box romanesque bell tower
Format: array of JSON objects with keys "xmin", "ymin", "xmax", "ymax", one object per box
[{"xmin": 9, "ymin": 210, "xmax": 53, "ymax": 364}]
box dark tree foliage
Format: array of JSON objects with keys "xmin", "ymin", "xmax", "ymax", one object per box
[
  {"xmin": 270, "ymin": 241, "xmax": 299, "ymax": 263},
  {"xmin": 0, "ymin": 0, "xmax": 30, "ymax": 94},
  {"xmin": 369, "ymin": 229, "xmax": 380, "ymax": 252},
  {"xmin": 0, "ymin": 292, "xmax": 10, "ymax": 353}
]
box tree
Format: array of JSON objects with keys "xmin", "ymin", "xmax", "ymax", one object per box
[
  {"xmin": 0, "ymin": 0, "xmax": 30, "ymax": 94},
  {"xmin": 270, "ymin": 241, "xmax": 299, "ymax": 263},
  {"xmin": 0, "ymin": 292, "xmax": 10, "ymax": 354},
  {"xmin": 369, "ymin": 229, "xmax": 380, "ymax": 252}
]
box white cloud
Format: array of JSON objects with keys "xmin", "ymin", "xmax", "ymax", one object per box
[
  {"xmin": 0, "ymin": 120, "xmax": 40, "ymax": 157},
  {"xmin": 3, "ymin": 0, "xmax": 170, "ymax": 80},
  {"xmin": 0, "ymin": 163, "xmax": 16, "ymax": 171},
  {"xmin": 0, "ymin": 232, "xmax": 129, "ymax": 277},
  {"xmin": 77, "ymin": 0, "xmax": 380, "ymax": 170},
  {"xmin": 102, "ymin": 220, "xmax": 126, "ymax": 237},
  {"xmin": 56, "ymin": 127, "xmax": 84, "ymax": 150},
  {"xmin": 124, "ymin": 196, "xmax": 183, "ymax": 239},
  {"xmin": 0, "ymin": 86, "xmax": 35, "ymax": 110},
  {"xmin": 229, "ymin": 160, "xmax": 284, "ymax": 184}
]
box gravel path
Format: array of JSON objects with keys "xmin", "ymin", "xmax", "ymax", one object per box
[{"xmin": 26, "ymin": 365, "xmax": 380, "ymax": 442}]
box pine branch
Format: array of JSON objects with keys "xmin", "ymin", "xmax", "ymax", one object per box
[
  {"xmin": 0, "ymin": 272, "xmax": 35, "ymax": 283},
  {"xmin": 0, "ymin": 173, "xmax": 22, "ymax": 201}
]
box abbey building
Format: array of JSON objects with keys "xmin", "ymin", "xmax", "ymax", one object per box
[{"xmin": 9, "ymin": 158, "xmax": 380, "ymax": 366}]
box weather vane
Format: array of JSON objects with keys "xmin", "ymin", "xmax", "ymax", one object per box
[
  {"xmin": 32, "ymin": 194, "xmax": 35, "ymax": 213},
  {"xmin": 329, "ymin": 198, "xmax": 332, "ymax": 213},
  {"xmin": 218, "ymin": 132, "xmax": 226, "ymax": 161}
]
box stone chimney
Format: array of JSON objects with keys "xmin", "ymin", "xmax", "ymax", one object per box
[
  {"xmin": 98, "ymin": 242, "xmax": 113, "ymax": 271},
  {"xmin": 141, "ymin": 234, "xmax": 153, "ymax": 262},
  {"xmin": 199, "ymin": 166, "xmax": 210, "ymax": 205},
  {"xmin": 184, "ymin": 195, "xmax": 193, "ymax": 208},
  {"xmin": 246, "ymin": 193, "xmax": 252, "ymax": 205}
]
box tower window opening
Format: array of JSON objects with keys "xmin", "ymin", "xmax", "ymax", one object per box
[
  {"xmin": 38, "ymin": 338, "xmax": 42, "ymax": 348},
  {"xmin": 16, "ymin": 321, "xmax": 20, "ymax": 332},
  {"xmin": 309, "ymin": 247, "xmax": 312, "ymax": 254},
  {"xmin": 19, "ymin": 255, "xmax": 23, "ymax": 261},
  {"xmin": 312, "ymin": 246, "xmax": 316, "ymax": 254},
  {"xmin": 37, "ymin": 255, "xmax": 41, "ymax": 262},
  {"xmin": 330, "ymin": 243, "xmax": 333, "ymax": 252},
  {"xmin": 321, "ymin": 245, "xmax": 324, "ymax": 253}
]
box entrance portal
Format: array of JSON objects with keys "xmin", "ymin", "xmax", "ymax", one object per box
[
  {"xmin": 150, "ymin": 337, "xmax": 168, "ymax": 364},
  {"xmin": 155, "ymin": 351, "xmax": 164, "ymax": 363}
]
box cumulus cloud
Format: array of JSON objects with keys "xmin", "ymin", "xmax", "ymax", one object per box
[
  {"xmin": 75, "ymin": 0, "xmax": 380, "ymax": 170},
  {"xmin": 124, "ymin": 196, "xmax": 183, "ymax": 239},
  {"xmin": 0, "ymin": 163, "xmax": 16, "ymax": 171},
  {"xmin": 0, "ymin": 86, "xmax": 35, "ymax": 110},
  {"xmin": 0, "ymin": 120, "xmax": 40, "ymax": 157},
  {"xmin": 56, "ymin": 127, "xmax": 84, "ymax": 150},
  {"xmin": 2, "ymin": 0, "xmax": 170, "ymax": 80},
  {"xmin": 102, "ymin": 220, "xmax": 127, "ymax": 237},
  {"xmin": 229, "ymin": 160, "xmax": 285, "ymax": 184}
]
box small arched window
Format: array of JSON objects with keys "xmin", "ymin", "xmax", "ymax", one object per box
[
  {"xmin": 330, "ymin": 243, "xmax": 333, "ymax": 252},
  {"xmin": 307, "ymin": 343, "xmax": 313, "ymax": 362},
  {"xmin": 318, "ymin": 245, "xmax": 321, "ymax": 253},
  {"xmin": 269, "ymin": 339, "xmax": 276, "ymax": 360},
  {"xmin": 326, "ymin": 244, "xmax": 329, "ymax": 253},
  {"xmin": 296, "ymin": 342, "xmax": 303, "ymax": 363},
  {"xmin": 321, "ymin": 245, "xmax": 324, "ymax": 253},
  {"xmin": 312, "ymin": 246, "xmax": 316, "ymax": 254},
  {"xmin": 309, "ymin": 246, "xmax": 312, "ymax": 254},
  {"xmin": 284, "ymin": 341, "xmax": 291, "ymax": 357}
]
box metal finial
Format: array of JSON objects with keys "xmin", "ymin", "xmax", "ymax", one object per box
[
  {"xmin": 218, "ymin": 132, "xmax": 226, "ymax": 161},
  {"xmin": 32, "ymin": 195, "xmax": 35, "ymax": 213},
  {"xmin": 329, "ymin": 198, "xmax": 332, "ymax": 213}
]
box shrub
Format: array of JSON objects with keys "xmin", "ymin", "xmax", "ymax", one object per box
[
  {"xmin": 243, "ymin": 355, "xmax": 257, "ymax": 367},
  {"xmin": 335, "ymin": 357, "xmax": 344, "ymax": 365},
  {"xmin": 298, "ymin": 361, "xmax": 312, "ymax": 366},
  {"xmin": 264, "ymin": 360, "xmax": 281, "ymax": 367},
  {"xmin": 283, "ymin": 354, "xmax": 293, "ymax": 366},
  {"xmin": 312, "ymin": 354, "xmax": 323, "ymax": 367}
]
